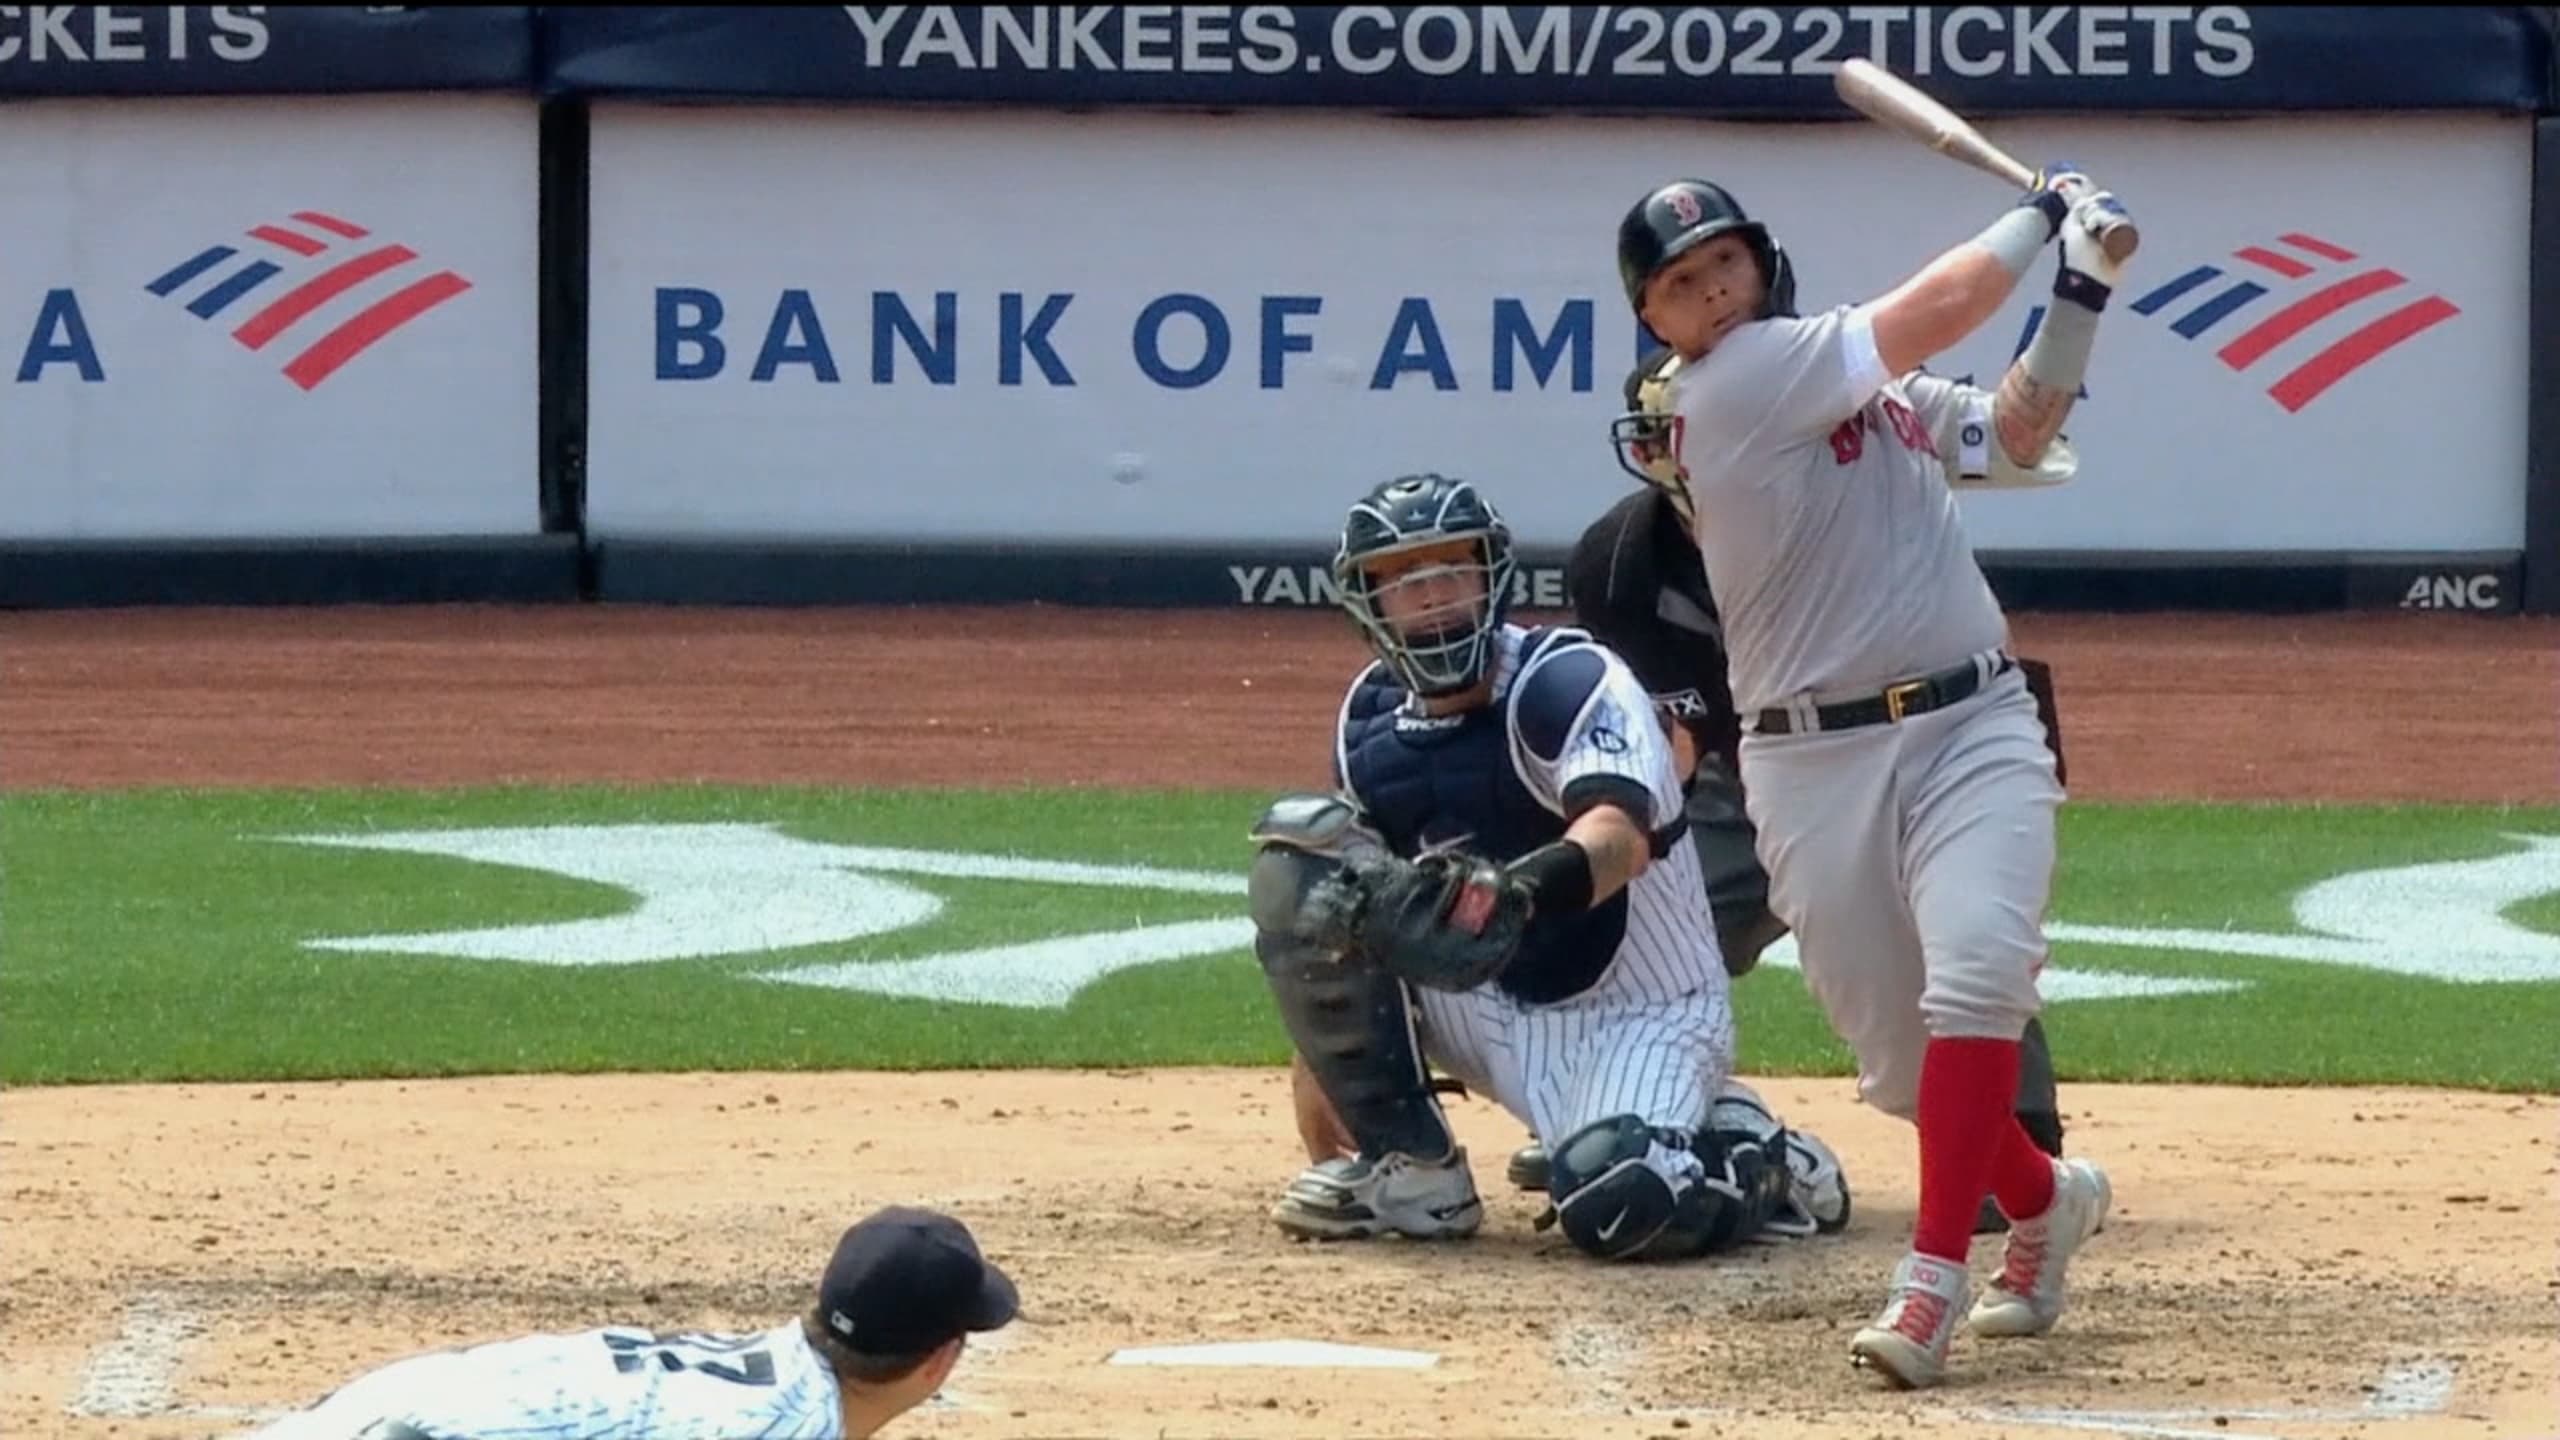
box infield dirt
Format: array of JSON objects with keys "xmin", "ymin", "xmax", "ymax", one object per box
[{"xmin": 4, "ymin": 606, "xmax": 2555, "ymax": 1440}]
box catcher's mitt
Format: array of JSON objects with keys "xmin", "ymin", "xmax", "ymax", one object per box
[{"xmin": 1345, "ymin": 849, "xmax": 1535, "ymax": 993}]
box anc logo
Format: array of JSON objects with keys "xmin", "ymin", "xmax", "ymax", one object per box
[
  {"xmin": 143, "ymin": 210, "xmax": 472, "ymax": 391},
  {"xmin": 2129, "ymin": 231, "xmax": 2460, "ymax": 413}
]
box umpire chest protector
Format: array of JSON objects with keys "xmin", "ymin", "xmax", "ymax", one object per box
[{"xmin": 1336, "ymin": 630, "xmax": 1630, "ymax": 1006}]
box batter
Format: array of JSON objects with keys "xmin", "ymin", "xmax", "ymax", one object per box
[
  {"xmin": 1612, "ymin": 171, "xmax": 2130, "ymax": 1386},
  {"xmin": 1557, "ymin": 343, "xmax": 2078, "ymax": 1240}
]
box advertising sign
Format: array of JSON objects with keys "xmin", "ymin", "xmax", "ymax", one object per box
[
  {"xmin": 585, "ymin": 105, "xmax": 2526, "ymax": 554},
  {"xmin": 2, "ymin": 95, "xmax": 540, "ymax": 539}
]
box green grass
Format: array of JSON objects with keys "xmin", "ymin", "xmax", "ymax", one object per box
[{"xmin": 4, "ymin": 786, "xmax": 2556, "ymax": 1091}]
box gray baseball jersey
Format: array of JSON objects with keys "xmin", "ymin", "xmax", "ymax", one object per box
[
  {"xmin": 246, "ymin": 1321, "xmax": 844, "ymax": 1440},
  {"xmin": 1660, "ymin": 303, "xmax": 2066, "ymax": 1122},
  {"xmin": 1664, "ymin": 304, "xmax": 2012, "ymax": 717}
]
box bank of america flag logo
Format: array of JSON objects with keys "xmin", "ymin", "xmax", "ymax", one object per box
[
  {"xmin": 144, "ymin": 211, "xmax": 472, "ymax": 391},
  {"xmin": 2130, "ymin": 232, "xmax": 2459, "ymax": 414}
]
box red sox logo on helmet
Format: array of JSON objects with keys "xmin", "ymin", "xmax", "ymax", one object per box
[{"xmin": 1668, "ymin": 188, "xmax": 1703, "ymax": 226}]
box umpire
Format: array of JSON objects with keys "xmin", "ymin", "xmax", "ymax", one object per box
[{"xmin": 1556, "ymin": 347, "xmax": 2072, "ymax": 1234}]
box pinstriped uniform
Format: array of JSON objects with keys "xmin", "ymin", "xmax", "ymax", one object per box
[
  {"xmin": 1338, "ymin": 624, "xmax": 1737, "ymax": 1190},
  {"xmin": 243, "ymin": 1321, "xmax": 843, "ymax": 1440}
]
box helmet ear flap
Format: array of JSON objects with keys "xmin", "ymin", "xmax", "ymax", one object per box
[{"xmin": 1759, "ymin": 238, "xmax": 1798, "ymax": 318}]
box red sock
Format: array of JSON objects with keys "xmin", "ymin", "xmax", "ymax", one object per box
[{"xmin": 1912, "ymin": 1036, "xmax": 2049, "ymax": 1262}]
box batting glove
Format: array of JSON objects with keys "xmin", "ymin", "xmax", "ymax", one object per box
[
  {"xmin": 2017, "ymin": 161, "xmax": 2095, "ymax": 241},
  {"xmin": 2055, "ymin": 190, "xmax": 2133, "ymax": 310}
]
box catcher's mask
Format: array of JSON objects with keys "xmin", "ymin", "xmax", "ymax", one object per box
[
  {"xmin": 1609, "ymin": 347, "xmax": 1694, "ymax": 527},
  {"xmin": 1333, "ymin": 474, "xmax": 1518, "ymax": 699}
]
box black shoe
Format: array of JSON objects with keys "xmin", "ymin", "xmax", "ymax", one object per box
[
  {"xmin": 1975, "ymin": 1195, "xmax": 2010, "ymax": 1234},
  {"xmin": 1507, "ymin": 1143, "xmax": 1550, "ymax": 1192}
]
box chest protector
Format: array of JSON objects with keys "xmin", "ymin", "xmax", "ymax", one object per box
[{"xmin": 1338, "ymin": 632, "xmax": 1630, "ymax": 1006}]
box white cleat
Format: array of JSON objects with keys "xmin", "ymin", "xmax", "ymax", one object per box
[
  {"xmin": 1849, "ymin": 1251, "xmax": 1971, "ymax": 1390},
  {"xmin": 1969, "ymin": 1157, "xmax": 2114, "ymax": 1338},
  {"xmin": 1270, "ymin": 1148, "xmax": 1484, "ymax": 1241}
]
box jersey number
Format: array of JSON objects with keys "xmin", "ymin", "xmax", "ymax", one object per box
[{"xmin": 601, "ymin": 1330, "xmax": 777, "ymax": 1386}]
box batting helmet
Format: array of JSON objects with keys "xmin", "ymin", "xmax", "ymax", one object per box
[
  {"xmin": 1333, "ymin": 474, "xmax": 1518, "ymax": 699},
  {"xmin": 1616, "ymin": 179, "xmax": 1798, "ymax": 320}
]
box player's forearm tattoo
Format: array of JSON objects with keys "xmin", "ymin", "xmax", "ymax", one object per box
[
  {"xmin": 1993, "ymin": 359, "xmax": 2078, "ymax": 467},
  {"xmin": 1997, "ymin": 296, "xmax": 2099, "ymax": 466}
]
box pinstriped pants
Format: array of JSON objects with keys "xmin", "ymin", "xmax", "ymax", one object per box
[{"xmin": 1414, "ymin": 972, "xmax": 1734, "ymax": 1185}]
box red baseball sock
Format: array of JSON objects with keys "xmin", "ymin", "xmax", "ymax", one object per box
[{"xmin": 1912, "ymin": 1036, "xmax": 2056, "ymax": 1262}]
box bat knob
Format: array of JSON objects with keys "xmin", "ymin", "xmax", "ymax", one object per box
[{"xmin": 2093, "ymin": 214, "xmax": 2141, "ymax": 264}]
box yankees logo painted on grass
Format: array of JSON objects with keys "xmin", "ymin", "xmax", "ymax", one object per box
[
  {"xmin": 144, "ymin": 209, "xmax": 473, "ymax": 390},
  {"xmin": 270, "ymin": 824, "xmax": 2560, "ymax": 1008}
]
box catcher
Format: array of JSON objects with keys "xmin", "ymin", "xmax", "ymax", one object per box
[
  {"xmin": 1247, "ymin": 472, "xmax": 1850, "ymax": 1262},
  {"xmin": 1557, "ymin": 344, "xmax": 2078, "ymax": 1234}
]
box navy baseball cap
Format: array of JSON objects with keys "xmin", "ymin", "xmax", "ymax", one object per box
[{"xmin": 817, "ymin": 1206, "xmax": 1019, "ymax": 1357}]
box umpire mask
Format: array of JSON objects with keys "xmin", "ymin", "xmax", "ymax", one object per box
[{"xmin": 1609, "ymin": 348, "xmax": 1695, "ymax": 527}]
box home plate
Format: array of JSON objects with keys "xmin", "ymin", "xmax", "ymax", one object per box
[{"xmin": 1107, "ymin": 1340, "xmax": 1440, "ymax": 1369}]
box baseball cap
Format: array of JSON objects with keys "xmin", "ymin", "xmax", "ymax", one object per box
[{"xmin": 816, "ymin": 1205, "xmax": 1019, "ymax": 1357}]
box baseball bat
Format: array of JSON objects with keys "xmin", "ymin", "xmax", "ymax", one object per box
[{"xmin": 1832, "ymin": 57, "xmax": 2139, "ymax": 263}]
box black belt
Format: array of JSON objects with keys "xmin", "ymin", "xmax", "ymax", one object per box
[{"xmin": 1751, "ymin": 654, "xmax": 2014, "ymax": 736}]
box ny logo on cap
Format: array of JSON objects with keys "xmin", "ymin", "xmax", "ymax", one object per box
[{"xmin": 1668, "ymin": 189, "xmax": 1704, "ymax": 226}]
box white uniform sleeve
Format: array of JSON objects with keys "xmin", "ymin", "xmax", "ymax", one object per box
[
  {"xmin": 1901, "ymin": 369, "xmax": 2077, "ymax": 490},
  {"xmin": 1510, "ymin": 641, "xmax": 1686, "ymax": 832},
  {"xmin": 1680, "ymin": 303, "xmax": 1892, "ymax": 449}
]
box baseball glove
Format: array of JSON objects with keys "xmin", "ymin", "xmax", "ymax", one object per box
[{"xmin": 1345, "ymin": 849, "xmax": 1536, "ymax": 993}]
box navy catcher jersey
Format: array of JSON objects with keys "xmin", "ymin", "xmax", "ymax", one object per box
[{"xmin": 1332, "ymin": 624, "xmax": 1715, "ymax": 1006}]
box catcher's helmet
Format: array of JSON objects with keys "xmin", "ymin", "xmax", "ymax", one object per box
[
  {"xmin": 1609, "ymin": 346, "xmax": 1696, "ymax": 526},
  {"xmin": 1616, "ymin": 179, "xmax": 1797, "ymax": 320},
  {"xmin": 1333, "ymin": 474, "xmax": 1518, "ymax": 699}
]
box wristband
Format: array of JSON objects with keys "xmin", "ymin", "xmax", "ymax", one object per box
[
  {"xmin": 1507, "ymin": 840, "xmax": 1596, "ymax": 917},
  {"xmin": 2053, "ymin": 265, "xmax": 2113, "ymax": 314},
  {"xmin": 2018, "ymin": 187, "xmax": 2070, "ymax": 240}
]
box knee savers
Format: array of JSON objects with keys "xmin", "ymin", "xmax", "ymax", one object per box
[{"xmin": 1546, "ymin": 1114, "xmax": 1790, "ymax": 1261}]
